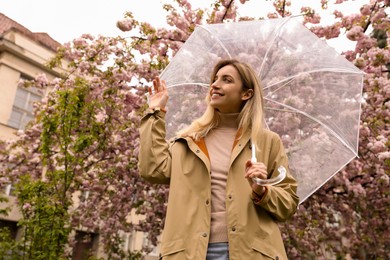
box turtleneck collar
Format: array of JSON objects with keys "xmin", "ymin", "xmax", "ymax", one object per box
[{"xmin": 216, "ymin": 111, "xmax": 240, "ymax": 129}]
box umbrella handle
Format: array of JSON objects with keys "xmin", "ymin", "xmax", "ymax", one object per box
[
  {"xmin": 251, "ymin": 143, "xmax": 286, "ymax": 186},
  {"xmin": 252, "ymin": 166, "xmax": 287, "ymax": 186}
]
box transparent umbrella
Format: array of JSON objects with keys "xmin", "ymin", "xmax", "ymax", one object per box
[{"xmin": 159, "ymin": 17, "xmax": 364, "ymax": 204}]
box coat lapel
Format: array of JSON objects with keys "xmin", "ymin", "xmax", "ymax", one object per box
[
  {"xmin": 186, "ymin": 137, "xmax": 211, "ymax": 174},
  {"xmin": 230, "ymin": 130, "xmax": 251, "ymax": 168}
]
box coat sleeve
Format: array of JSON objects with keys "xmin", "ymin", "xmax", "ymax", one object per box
[
  {"xmin": 138, "ymin": 108, "xmax": 171, "ymax": 184},
  {"xmin": 254, "ymin": 132, "xmax": 299, "ymax": 221}
]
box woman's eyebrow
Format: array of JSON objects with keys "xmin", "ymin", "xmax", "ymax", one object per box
[{"xmin": 216, "ymin": 73, "xmax": 233, "ymax": 78}]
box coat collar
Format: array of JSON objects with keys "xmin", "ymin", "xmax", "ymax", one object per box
[
  {"xmin": 174, "ymin": 130, "xmax": 252, "ymax": 176},
  {"xmin": 230, "ymin": 130, "xmax": 251, "ymax": 167},
  {"xmin": 190, "ymin": 128, "xmax": 251, "ymax": 163}
]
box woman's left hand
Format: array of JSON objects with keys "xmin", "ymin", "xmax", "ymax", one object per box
[{"xmin": 245, "ymin": 160, "xmax": 268, "ymax": 196}]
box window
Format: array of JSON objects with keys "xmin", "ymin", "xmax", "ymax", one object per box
[
  {"xmin": 121, "ymin": 231, "xmax": 133, "ymax": 252},
  {"xmin": 72, "ymin": 231, "xmax": 98, "ymax": 260},
  {"xmin": 2, "ymin": 184, "xmax": 16, "ymax": 196},
  {"xmin": 142, "ymin": 233, "xmax": 158, "ymax": 256},
  {"xmin": 80, "ymin": 190, "xmax": 90, "ymax": 203},
  {"xmin": 8, "ymin": 78, "xmax": 42, "ymax": 129},
  {"xmin": 0, "ymin": 220, "xmax": 19, "ymax": 240}
]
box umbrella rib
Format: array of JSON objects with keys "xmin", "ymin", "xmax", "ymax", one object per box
[
  {"xmin": 258, "ymin": 17, "xmax": 291, "ymax": 76},
  {"xmin": 264, "ymin": 68, "xmax": 363, "ymax": 90},
  {"xmin": 265, "ymin": 78, "xmax": 295, "ymax": 95},
  {"xmin": 166, "ymin": 82, "xmax": 209, "ymax": 89},
  {"xmin": 264, "ymin": 106, "xmax": 294, "ymax": 113},
  {"xmin": 198, "ymin": 25, "xmax": 232, "ymax": 58},
  {"xmin": 264, "ymin": 98, "xmax": 358, "ymax": 157}
]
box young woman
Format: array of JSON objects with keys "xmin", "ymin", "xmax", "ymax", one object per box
[{"xmin": 138, "ymin": 59, "xmax": 299, "ymax": 260}]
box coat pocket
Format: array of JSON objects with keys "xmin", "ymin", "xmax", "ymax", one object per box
[
  {"xmin": 251, "ymin": 238, "xmax": 283, "ymax": 260},
  {"xmin": 160, "ymin": 238, "xmax": 186, "ymax": 259}
]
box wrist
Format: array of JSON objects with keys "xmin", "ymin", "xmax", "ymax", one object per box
[
  {"xmin": 150, "ymin": 106, "xmax": 167, "ymax": 113},
  {"xmin": 251, "ymin": 186, "xmax": 268, "ymax": 205},
  {"xmin": 253, "ymin": 186, "xmax": 265, "ymax": 196}
]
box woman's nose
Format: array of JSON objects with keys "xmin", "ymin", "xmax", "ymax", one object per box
[{"xmin": 211, "ymin": 81, "xmax": 220, "ymax": 89}]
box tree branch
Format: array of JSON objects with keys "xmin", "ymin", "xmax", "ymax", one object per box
[
  {"xmin": 282, "ymin": 0, "xmax": 286, "ymax": 17},
  {"xmin": 363, "ymin": 0, "xmax": 378, "ymax": 33},
  {"xmin": 131, "ymin": 36, "xmax": 185, "ymax": 43},
  {"xmin": 221, "ymin": 0, "xmax": 234, "ymax": 21}
]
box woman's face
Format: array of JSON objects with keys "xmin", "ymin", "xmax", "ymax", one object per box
[{"xmin": 209, "ymin": 65, "xmax": 249, "ymax": 113}]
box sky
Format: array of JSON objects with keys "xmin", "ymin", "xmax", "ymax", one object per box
[{"xmin": 0, "ymin": 0, "xmax": 372, "ymax": 52}]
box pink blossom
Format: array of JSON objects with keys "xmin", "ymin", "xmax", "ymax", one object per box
[
  {"xmin": 311, "ymin": 24, "xmax": 340, "ymax": 39},
  {"xmin": 367, "ymin": 139, "xmax": 386, "ymax": 154},
  {"xmin": 367, "ymin": 47, "xmax": 390, "ymax": 66},
  {"xmin": 73, "ymin": 37, "xmax": 88, "ymax": 47},
  {"xmin": 22, "ymin": 203, "xmax": 32, "ymax": 210},
  {"xmin": 267, "ymin": 12, "xmax": 279, "ymax": 19},
  {"xmin": 16, "ymin": 129, "xmax": 25, "ymax": 136},
  {"xmin": 356, "ymin": 37, "xmax": 376, "ymax": 52},
  {"xmin": 333, "ymin": 10, "xmax": 343, "ymax": 18},
  {"xmin": 214, "ymin": 10, "xmax": 225, "ymax": 22},
  {"xmin": 346, "ymin": 26, "xmax": 364, "ymax": 41},
  {"xmin": 35, "ymin": 73, "xmax": 48, "ymax": 89},
  {"xmin": 378, "ymin": 151, "xmax": 390, "ymax": 161},
  {"xmin": 95, "ymin": 111, "xmax": 107, "ymax": 123},
  {"xmin": 17, "ymin": 78, "xmax": 26, "ymax": 88},
  {"xmin": 341, "ymin": 13, "xmax": 363, "ymax": 28},
  {"xmin": 221, "ymin": 0, "xmax": 232, "ymax": 7},
  {"xmin": 360, "ymin": 4, "xmax": 371, "ymax": 15},
  {"xmin": 116, "ymin": 19, "xmax": 136, "ymax": 32},
  {"xmin": 371, "ymin": 9, "xmax": 386, "ymax": 24},
  {"xmin": 320, "ymin": 0, "xmax": 328, "ymax": 8},
  {"xmin": 378, "ymin": 173, "xmax": 389, "ymax": 185},
  {"xmin": 305, "ymin": 13, "xmax": 321, "ymax": 24},
  {"xmin": 354, "ymin": 57, "xmax": 367, "ymax": 68}
]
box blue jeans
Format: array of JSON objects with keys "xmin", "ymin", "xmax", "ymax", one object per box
[{"xmin": 206, "ymin": 242, "xmax": 229, "ymax": 260}]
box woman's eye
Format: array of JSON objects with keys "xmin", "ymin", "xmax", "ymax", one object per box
[{"xmin": 213, "ymin": 76, "xmax": 233, "ymax": 83}]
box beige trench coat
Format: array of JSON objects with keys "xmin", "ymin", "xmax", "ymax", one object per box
[{"xmin": 138, "ymin": 108, "xmax": 299, "ymax": 260}]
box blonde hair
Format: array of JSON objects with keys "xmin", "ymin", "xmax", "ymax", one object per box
[{"xmin": 177, "ymin": 59, "xmax": 265, "ymax": 145}]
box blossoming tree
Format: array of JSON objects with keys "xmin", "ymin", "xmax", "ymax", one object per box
[
  {"xmin": 118, "ymin": 1, "xmax": 389, "ymax": 257},
  {"xmin": 0, "ymin": 35, "xmax": 166, "ymax": 258}
]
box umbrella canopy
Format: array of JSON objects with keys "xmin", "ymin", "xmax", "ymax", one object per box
[{"xmin": 160, "ymin": 17, "xmax": 364, "ymax": 204}]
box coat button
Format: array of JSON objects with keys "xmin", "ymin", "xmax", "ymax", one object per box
[
  {"xmin": 206, "ymin": 199, "xmax": 210, "ymax": 205},
  {"xmin": 231, "ymin": 227, "xmax": 236, "ymax": 232},
  {"xmin": 202, "ymin": 232, "xmax": 207, "ymax": 237},
  {"xmin": 196, "ymin": 149, "xmax": 200, "ymax": 153},
  {"xmin": 228, "ymin": 195, "xmax": 232, "ymax": 200}
]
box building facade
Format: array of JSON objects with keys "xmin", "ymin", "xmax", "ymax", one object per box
[{"xmin": 0, "ymin": 13, "xmax": 158, "ymax": 259}]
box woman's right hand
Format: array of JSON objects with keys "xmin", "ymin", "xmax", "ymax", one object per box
[
  {"xmin": 148, "ymin": 77, "xmax": 169, "ymax": 111},
  {"xmin": 245, "ymin": 160, "xmax": 268, "ymax": 196}
]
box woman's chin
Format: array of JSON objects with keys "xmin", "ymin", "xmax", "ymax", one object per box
[{"xmin": 209, "ymin": 103, "xmax": 220, "ymax": 111}]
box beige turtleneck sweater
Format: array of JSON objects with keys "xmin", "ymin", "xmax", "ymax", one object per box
[{"xmin": 204, "ymin": 112, "xmax": 239, "ymax": 243}]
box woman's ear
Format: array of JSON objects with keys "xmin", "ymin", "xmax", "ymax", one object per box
[{"xmin": 242, "ymin": 89, "xmax": 254, "ymax": 101}]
